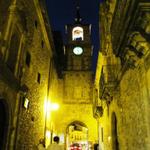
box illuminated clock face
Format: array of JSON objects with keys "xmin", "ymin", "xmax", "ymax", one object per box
[{"xmin": 73, "ymin": 47, "xmax": 83, "ymax": 55}]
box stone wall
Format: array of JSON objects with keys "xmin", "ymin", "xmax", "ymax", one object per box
[
  {"xmin": 95, "ymin": 57, "xmax": 150, "ymax": 150},
  {"xmin": 118, "ymin": 63, "xmax": 150, "ymax": 150},
  {"xmin": 94, "ymin": 0, "xmax": 150, "ymax": 150},
  {"xmin": 0, "ymin": 0, "xmax": 57, "ymax": 149},
  {"xmin": 63, "ymin": 71, "xmax": 93, "ymax": 103},
  {"xmin": 14, "ymin": 0, "xmax": 54, "ymax": 149},
  {"xmin": 52, "ymin": 103, "xmax": 98, "ymax": 144}
]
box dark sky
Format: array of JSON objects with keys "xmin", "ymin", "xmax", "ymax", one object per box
[{"xmin": 45, "ymin": 0, "xmax": 102, "ymax": 71}]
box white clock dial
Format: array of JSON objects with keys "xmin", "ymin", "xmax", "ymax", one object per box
[{"xmin": 73, "ymin": 47, "xmax": 83, "ymax": 55}]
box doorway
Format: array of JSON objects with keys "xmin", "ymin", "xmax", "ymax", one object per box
[
  {"xmin": 66, "ymin": 121, "xmax": 88, "ymax": 150},
  {"xmin": 111, "ymin": 112, "xmax": 119, "ymax": 150},
  {"xmin": 0, "ymin": 99, "xmax": 9, "ymax": 149}
]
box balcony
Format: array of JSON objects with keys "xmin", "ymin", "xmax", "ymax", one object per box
[{"xmin": 99, "ymin": 65, "xmax": 118, "ymax": 100}]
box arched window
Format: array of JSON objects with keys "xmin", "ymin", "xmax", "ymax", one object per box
[
  {"xmin": 72, "ymin": 26, "xmax": 84, "ymax": 41},
  {"xmin": 7, "ymin": 33, "xmax": 20, "ymax": 73}
]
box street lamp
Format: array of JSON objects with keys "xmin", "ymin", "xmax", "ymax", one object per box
[
  {"xmin": 50, "ymin": 103, "xmax": 59, "ymax": 111},
  {"xmin": 44, "ymin": 100, "xmax": 59, "ymax": 147}
]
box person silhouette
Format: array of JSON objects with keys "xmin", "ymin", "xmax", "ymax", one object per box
[
  {"xmin": 47, "ymin": 136, "xmax": 63, "ymax": 150},
  {"xmin": 37, "ymin": 138, "xmax": 45, "ymax": 150}
]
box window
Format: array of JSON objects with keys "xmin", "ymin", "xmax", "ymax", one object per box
[
  {"xmin": 37, "ymin": 72, "xmax": 41, "ymax": 83},
  {"xmin": 7, "ymin": 33, "xmax": 20, "ymax": 72},
  {"xmin": 34, "ymin": 20, "xmax": 38, "ymax": 28},
  {"xmin": 26, "ymin": 51, "xmax": 31, "ymax": 67},
  {"xmin": 41, "ymin": 40, "xmax": 44, "ymax": 48},
  {"xmin": 72, "ymin": 26, "xmax": 84, "ymax": 41}
]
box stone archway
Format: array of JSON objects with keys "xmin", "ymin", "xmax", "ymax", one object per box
[
  {"xmin": 111, "ymin": 112, "xmax": 119, "ymax": 150},
  {"xmin": 66, "ymin": 121, "xmax": 88, "ymax": 150},
  {"xmin": 0, "ymin": 99, "xmax": 9, "ymax": 149}
]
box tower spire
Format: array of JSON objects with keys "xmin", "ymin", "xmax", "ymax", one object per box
[{"xmin": 74, "ymin": 0, "xmax": 82, "ymax": 23}]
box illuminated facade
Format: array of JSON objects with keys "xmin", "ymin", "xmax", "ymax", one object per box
[
  {"xmin": 51, "ymin": 6, "xmax": 98, "ymax": 149},
  {"xmin": 0, "ymin": 1, "xmax": 98, "ymax": 149},
  {"xmin": 3, "ymin": 0, "xmax": 150, "ymax": 149},
  {"xmin": 0, "ymin": 0, "xmax": 59, "ymax": 149},
  {"xmin": 94, "ymin": 0, "xmax": 150, "ymax": 150}
]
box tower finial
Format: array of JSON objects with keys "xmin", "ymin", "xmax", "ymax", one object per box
[{"xmin": 74, "ymin": 0, "xmax": 82, "ymax": 23}]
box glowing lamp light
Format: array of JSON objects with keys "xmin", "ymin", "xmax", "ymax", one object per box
[
  {"xmin": 108, "ymin": 136, "xmax": 111, "ymax": 142},
  {"xmin": 50, "ymin": 103, "xmax": 59, "ymax": 111},
  {"xmin": 44, "ymin": 100, "xmax": 59, "ymax": 112}
]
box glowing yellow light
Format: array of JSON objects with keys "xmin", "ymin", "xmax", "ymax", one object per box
[
  {"xmin": 44, "ymin": 100, "xmax": 50, "ymax": 113},
  {"xmin": 44, "ymin": 100, "xmax": 59, "ymax": 113},
  {"xmin": 46, "ymin": 130, "xmax": 51, "ymax": 139},
  {"xmin": 50, "ymin": 103, "xmax": 59, "ymax": 111},
  {"xmin": 108, "ymin": 136, "xmax": 111, "ymax": 143},
  {"xmin": 45, "ymin": 130, "xmax": 51, "ymax": 148},
  {"xmin": 72, "ymin": 26, "xmax": 84, "ymax": 40}
]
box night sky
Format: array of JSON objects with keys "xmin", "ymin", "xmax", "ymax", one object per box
[{"xmin": 45, "ymin": 0, "xmax": 102, "ymax": 71}]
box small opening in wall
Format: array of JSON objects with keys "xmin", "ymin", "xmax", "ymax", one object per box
[
  {"xmin": 37, "ymin": 73, "xmax": 41, "ymax": 83},
  {"xmin": 34, "ymin": 20, "xmax": 38, "ymax": 28},
  {"xmin": 31, "ymin": 116, "xmax": 35, "ymax": 122},
  {"xmin": 41, "ymin": 40, "xmax": 44, "ymax": 48},
  {"xmin": 26, "ymin": 51, "xmax": 31, "ymax": 67}
]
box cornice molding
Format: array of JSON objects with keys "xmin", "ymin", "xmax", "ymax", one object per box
[{"xmin": 111, "ymin": 1, "xmax": 150, "ymax": 56}]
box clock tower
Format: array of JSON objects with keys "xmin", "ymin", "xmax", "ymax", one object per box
[
  {"xmin": 54, "ymin": 5, "xmax": 98, "ymax": 146},
  {"xmin": 63, "ymin": 5, "xmax": 93, "ymax": 104},
  {"xmin": 64, "ymin": 6, "xmax": 93, "ymax": 71}
]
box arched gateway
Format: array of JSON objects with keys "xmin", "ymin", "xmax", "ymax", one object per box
[{"xmin": 66, "ymin": 121, "xmax": 89, "ymax": 150}]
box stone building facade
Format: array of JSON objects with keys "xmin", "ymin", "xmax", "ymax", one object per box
[
  {"xmin": 94, "ymin": 0, "xmax": 150, "ymax": 150},
  {"xmin": 4, "ymin": 0, "xmax": 150, "ymax": 149},
  {"xmin": 0, "ymin": 0, "xmax": 98, "ymax": 149},
  {"xmin": 0, "ymin": 0, "xmax": 59, "ymax": 149},
  {"xmin": 50, "ymin": 11, "xmax": 98, "ymax": 149}
]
